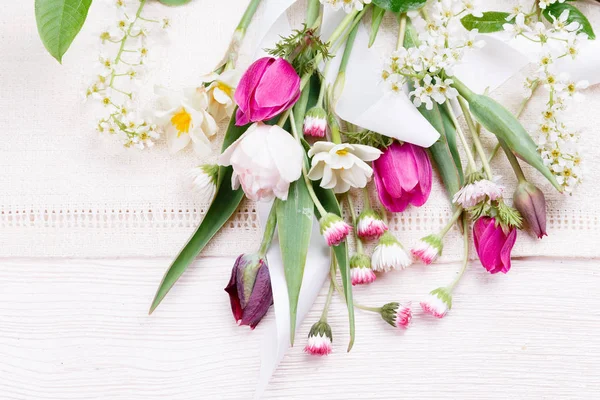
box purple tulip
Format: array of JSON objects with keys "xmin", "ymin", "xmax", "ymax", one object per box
[
  {"xmin": 234, "ymin": 57, "xmax": 301, "ymax": 126},
  {"xmin": 373, "ymin": 142, "xmax": 432, "ymax": 212},
  {"xmin": 473, "ymin": 217, "xmax": 517, "ymax": 274},
  {"xmin": 224, "ymin": 253, "xmax": 273, "ymax": 329},
  {"xmin": 513, "ymin": 181, "xmax": 547, "ymax": 239}
]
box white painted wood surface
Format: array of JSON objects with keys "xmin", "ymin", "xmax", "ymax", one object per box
[{"xmin": 1, "ymin": 256, "xmax": 599, "ymax": 399}]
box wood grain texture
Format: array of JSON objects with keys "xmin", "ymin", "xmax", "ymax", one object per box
[{"xmin": 0, "ymin": 256, "xmax": 599, "ymax": 399}]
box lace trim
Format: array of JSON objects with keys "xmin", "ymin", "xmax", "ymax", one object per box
[{"xmin": 0, "ymin": 204, "xmax": 260, "ymax": 230}]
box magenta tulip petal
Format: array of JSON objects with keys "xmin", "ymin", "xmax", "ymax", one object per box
[
  {"xmin": 373, "ymin": 142, "xmax": 432, "ymax": 213},
  {"xmin": 474, "ymin": 217, "xmax": 517, "ymax": 274},
  {"xmin": 235, "ymin": 108, "xmax": 251, "ymax": 126},
  {"xmin": 500, "ymin": 229, "xmax": 517, "ymax": 274},
  {"xmin": 235, "ymin": 57, "xmax": 273, "ymax": 113},
  {"xmin": 254, "ymin": 59, "xmax": 300, "ymax": 108}
]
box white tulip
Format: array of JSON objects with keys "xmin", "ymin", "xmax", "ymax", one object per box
[{"xmin": 218, "ymin": 123, "xmax": 304, "ymax": 202}]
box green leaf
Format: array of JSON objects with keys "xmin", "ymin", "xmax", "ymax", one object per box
[
  {"xmin": 369, "ymin": 7, "xmax": 386, "ymax": 47},
  {"xmin": 453, "ymin": 81, "xmax": 562, "ymax": 192},
  {"xmin": 158, "ymin": 0, "xmax": 192, "ymax": 5},
  {"xmin": 149, "ymin": 115, "xmax": 249, "ymax": 314},
  {"xmin": 312, "ymin": 185, "xmax": 355, "ymax": 351},
  {"xmin": 372, "ymin": 0, "xmax": 427, "ymax": 13},
  {"xmin": 34, "ymin": 0, "xmax": 93, "ymax": 63},
  {"xmin": 460, "ymin": 12, "xmax": 513, "ymax": 33},
  {"xmin": 543, "ymin": 3, "xmax": 595, "ymax": 39},
  {"xmin": 276, "ymin": 178, "xmax": 314, "ymax": 345},
  {"xmin": 419, "ymin": 104, "xmax": 463, "ymax": 198}
]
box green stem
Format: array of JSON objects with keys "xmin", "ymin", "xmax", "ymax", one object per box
[
  {"xmin": 346, "ymin": 194, "xmax": 364, "ymax": 254},
  {"xmin": 289, "ymin": 111, "xmax": 328, "ymax": 216},
  {"xmin": 396, "ymin": 13, "xmax": 407, "ymax": 51},
  {"xmin": 500, "ymin": 141, "xmax": 527, "ymax": 183},
  {"xmin": 258, "ymin": 203, "xmax": 277, "ymax": 257},
  {"xmin": 448, "ymin": 216, "xmax": 470, "ymax": 290},
  {"xmin": 450, "ymin": 77, "xmax": 476, "ymax": 102},
  {"xmin": 362, "ymin": 186, "xmax": 371, "ymax": 209},
  {"xmin": 444, "ymin": 103, "xmax": 478, "ymax": 173},
  {"xmin": 331, "ymin": 275, "xmax": 380, "ymax": 313},
  {"xmin": 236, "ymin": 0, "xmax": 261, "ymax": 32},
  {"xmin": 439, "ymin": 207, "xmax": 464, "ymax": 237},
  {"xmin": 306, "ymin": 0, "xmax": 321, "ymax": 27},
  {"xmin": 110, "ymin": 0, "xmax": 146, "ymax": 87},
  {"xmin": 320, "ymin": 281, "xmax": 335, "ymax": 322},
  {"xmin": 339, "ymin": 23, "xmax": 359, "ymax": 75},
  {"xmin": 458, "ymin": 97, "xmax": 493, "ymax": 180}
]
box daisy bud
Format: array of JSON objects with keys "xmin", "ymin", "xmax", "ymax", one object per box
[
  {"xmin": 304, "ymin": 321, "xmax": 333, "ymax": 356},
  {"xmin": 420, "ymin": 288, "xmax": 452, "ymax": 318},
  {"xmin": 513, "ymin": 181, "xmax": 547, "ymax": 239},
  {"xmin": 356, "ymin": 209, "xmax": 388, "ymax": 241},
  {"xmin": 319, "ymin": 213, "xmax": 352, "ymax": 247},
  {"xmin": 187, "ymin": 164, "xmax": 218, "ymax": 203},
  {"xmin": 371, "ymin": 231, "xmax": 412, "ymax": 272},
  {"xmin": 303, "ymin": 107, "xmax": 328, "ymax": 138},
  {"xmin": 350, "ymin": 254, "xmax": 376, "ymax": 286},
  {"xmin": 224, "ymin": 253, "xmax": 273, "ymax": 329},
  {"xmin": 381, "ymin": 302, "xmax": 413, "ymax": 329},
  {"xmin": 411, "ymin": 234, "xmax": 443, "ymax": 265}
]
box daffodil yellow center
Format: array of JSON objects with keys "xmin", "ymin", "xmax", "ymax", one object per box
[
  {"xmin": 217, "ymin": 82, "xmax": 233, "ymax": 97},
  {"xmin": 171, "ymin": 108, "xmax": 192, "ymax": 136},
  {"xmin": 336, "ymin": 149, "xmax": 349, "ymax": 156}
]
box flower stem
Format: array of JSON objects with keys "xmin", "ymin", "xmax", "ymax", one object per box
[
  {"xmin": 362, "ymin": 186, "xmax": 371, "ymax": 209},
  {"xmin": 339, "ymin": 23, "xmax": 359, "ymax": 75},
  {"xmin": 320, "ymin": 281, "xmax": 335, "ymax": 322},
  {"xmin": 289, "ymin": 111, "xmax": 328, "ymax": 216},
  {"xmin": 444, "ymin": 103, "xmax": 478, "ymax": 173},
  {"xmin": 458, "ymin": 97, "xmax": 493, "ymax": 180},
  {"xmin": 439, "ymin": 207, "xmax": 464, "ymax": 237},
  {"xmin": 396, "ymin": 13, "xmax": 407, "ymax": 51},
  {"xmin": 306, "ymin": 0, "xmax": 321, "ymax": 28},
  {"xmin": 258, "ymin": 203, "xmax": 278, "ymax": 257},
  {"xmin": 331, "ymin": 273, "xmax": 381, "ymax": 313},
  {"xmin": 500, "ymin": 140, "xmax": 527, "ymax": 183},
  {"xmin": 235, "ymin": 0, "xmax": 262, "ymax": 32},
  {"xmin": 448, "ymin": 216, "xmax": 470, "ymax": 291},
  {"xmin": 110, "ymin": 0, "xmax": 146, "ymax": 87},
  {"xmin": 346, "ymin": 194, "xmax": 364, "ymax": 254}
]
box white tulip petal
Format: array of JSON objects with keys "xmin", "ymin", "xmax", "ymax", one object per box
[{"xmin": 267, "ymin": 126, "xmax": 303, "ymax": 183}]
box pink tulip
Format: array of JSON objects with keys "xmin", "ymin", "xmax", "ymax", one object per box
[
  {"xmin": 234, "ymin": 57, "xmax": 301, "ymax": 126},
  {"xmin": 473, "ymin": 217, "xmax": 517, "ymax": 274},
  {"xmin": 373, "ymin": 142, "xmax": 432, "ymax": 212}
]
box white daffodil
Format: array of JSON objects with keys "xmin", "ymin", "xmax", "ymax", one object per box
[
  {"xmin": 308, "ymin": 142, "xmax": 381, "ymax": 194},
  {"xmin": 200, "ymin": 70, "xmax": 240, "ymax": 122},
  {"xmin": 155, "ymin": 86, "xmax": 218, "ymax": 156}
]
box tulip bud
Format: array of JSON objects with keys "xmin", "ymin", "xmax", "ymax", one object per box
[
  {"xmin": 411, "ymin": 234, "xmax": 443, "ymax": 265},
  {"xmin": 356, "ymin": 209, "xmax": 388, "ymax": 241},
  {"xmin": 304, "ymin": 321, "xmax": 333, "ymax": 356},
  {"xmin": 371, "ymin": 232, "xmax": 412, "ymax": 272},
  {"xmin": 303, "ymin": 107, "xmax": 328, "ymax": 138},
  {"xmin": 350, "ymin": 253, "xmax": 376, "ymax": 286},
  {"xmin": 224, "ymin": 253, "xmax": 273, "ymax": 329},
  {"xmin": 187, "ymin": 164, "xmax": 218, "ymax": 203},
  {"xmin": 380, "ymin": 302, "xmax": 412, "ymax": 329},
  {"xmin": 420, "ymin": 287, "xmax": 452, "ymax": 318},
  {"xmin": 513, "ymin": 181, "xmax": 547, "ymax": 239},
  {"xmin": 319, "ymin": 213, "xmax": 352, "ymax": 246}
]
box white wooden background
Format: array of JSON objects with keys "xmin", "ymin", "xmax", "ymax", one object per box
[{"xmin": 1, "ymin": 256, "xmax": 599, "ymax": 399}]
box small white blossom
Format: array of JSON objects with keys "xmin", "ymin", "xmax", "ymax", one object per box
[{"xmin": 319, "ymin": 0, "xmax": 371, "ymax": 13}]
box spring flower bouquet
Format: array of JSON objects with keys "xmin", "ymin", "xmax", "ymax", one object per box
[{"xmin": 34, "ymin": 0, "xmax": 599, "ymax": 393}]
